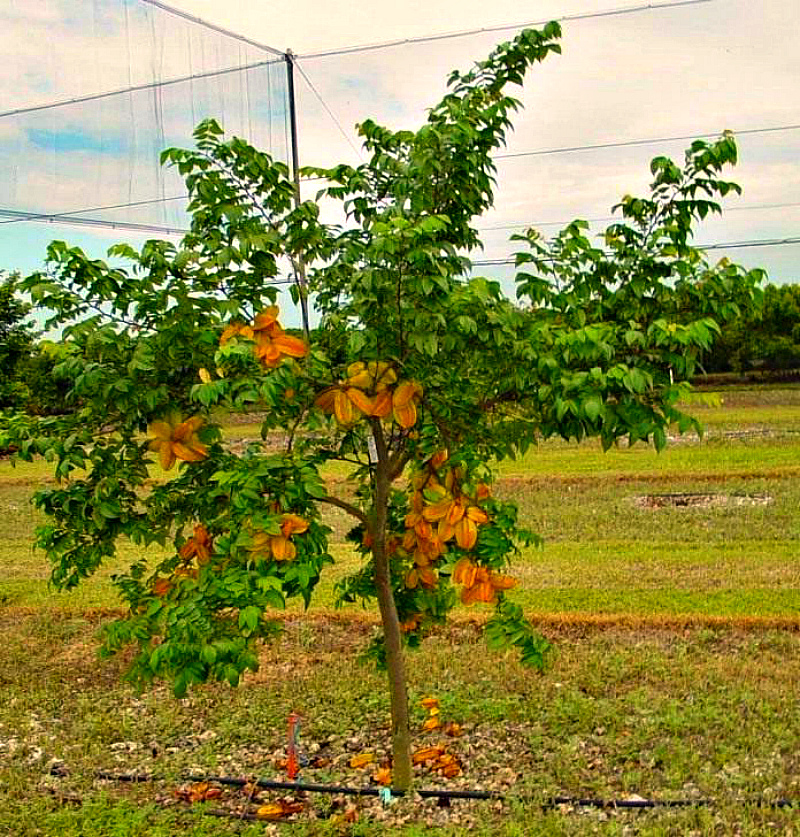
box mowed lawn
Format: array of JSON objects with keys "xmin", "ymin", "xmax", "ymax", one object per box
[{"xmin": 1, "ymin": 388, "xmax": 799, "ymax": 835}]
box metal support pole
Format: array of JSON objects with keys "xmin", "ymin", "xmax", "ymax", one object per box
[{"xmin": 285, "ymin": 49, "xmax": 311, "ymax": 339}]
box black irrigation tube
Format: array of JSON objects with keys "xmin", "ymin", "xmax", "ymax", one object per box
[{"xmin": 76, "ymin": 768, "xmax": 798, "ymax": 811}]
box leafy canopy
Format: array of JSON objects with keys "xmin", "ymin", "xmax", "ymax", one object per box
[{"xmin": 0, "ymin": 23, "xmax": 763, "ymax": 703}]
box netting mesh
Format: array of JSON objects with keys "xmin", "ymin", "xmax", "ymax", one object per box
[{"xmin": 0, "ymin": 0, "xmax": 290, "ymax": 231}]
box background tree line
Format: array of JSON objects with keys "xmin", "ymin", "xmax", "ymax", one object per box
[
  {"xmin": 701, "ymin": 282, "xmax": 800, "ymax": 374},
  {"xmin": 0, "ymin": 273, "xmax": 73, "ymax": 417},
  {"xmin": 3, "ymin": 273, "xmax": 800, "ymax": 420}
]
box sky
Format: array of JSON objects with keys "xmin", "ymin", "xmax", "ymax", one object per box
[{"xmin": 1, "ymin": 0, "xmax": 798, "ymax": 326}]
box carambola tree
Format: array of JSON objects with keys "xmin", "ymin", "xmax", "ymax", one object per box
[{"xmin": 1, "ymin": 23, "xmax": 763, "ymax": 789}]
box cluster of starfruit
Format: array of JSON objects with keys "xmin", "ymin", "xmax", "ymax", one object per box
[
  {"xmin": 151, "ymin": 522, "xmax": 213, "ymax": 595},
  {"xmin": 452, "ymin": 557, "xmax": 516, "ymax": 605},
  {"xmin": 314, "ymin": 361, "xmax": 423, "ymax": 429},
  {"xmin": 219, "ymin": 306, "xmax": 308, "ymax": 370},
  {"xmin": 245, "ymin": 513, "xmax": 310, "ymax": 562},
  {"xmin": 397, "ymin": 451, "xmax": 517, "ymax": 612},
  {"xmin": 400, "ymin": 450, "xmax": 491, "ymax": 594}
]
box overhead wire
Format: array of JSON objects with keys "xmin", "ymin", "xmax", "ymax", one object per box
[
  {"xmin": 0, "ymin": 57, "xmax": 285, "ymax": 121},
  {"xmin": 292, "ymin": 59, "xmax": 364, "ymax": 161},
  {"xmin": 477, "ymin": 200, "xmax": 800, "ymax": 233},
  {"xmin": 0, "ymin": 197, "xmax": 188, "ymax": 227},
  {"xmin": 14, "ymin": 115, "xmax": 790, "ymax": 228},
  {"xmin": 137, "ymin": 0, "xmax": 285, "ymax": 56},
  {"xmin": 494, "ymin": 123, "xmax": 800, "ymax": 161},
  {"xmin": 471, "ymin": 235, "xmax": 800, "ymax": 266},
  {"xmin": 298, "ymin": 0, "xmax": 714, "ymax": 59},
  {"xmin": 4, "ymin": 0, "xmax": 795, "ymax": 251},
  {"xmin": 0, "ymin": 209, "xmax": 188, "ymax": 237}
]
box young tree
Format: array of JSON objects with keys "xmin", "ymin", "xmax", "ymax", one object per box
[{"xmin": 0, "ymin": 23, "xmax": 763, "ymax": 788}]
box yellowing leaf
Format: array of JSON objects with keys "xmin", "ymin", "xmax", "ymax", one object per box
[
  {"xmin": 422, "ymin": 716, "xmax": 441, "ymax": 731},
  {"xmin": 420, "ymin": 697, "xmax": 439, "ymax": 709}
]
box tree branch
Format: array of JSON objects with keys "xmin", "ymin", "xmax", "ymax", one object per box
[{"xmin": 316, "ymin": 492, "xmax": 367, "ymax": 526}]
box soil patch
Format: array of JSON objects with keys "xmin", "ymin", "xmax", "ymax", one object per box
[{"xmin": 632, "ymin": 492, "xmax": 772, "ymax": 509}]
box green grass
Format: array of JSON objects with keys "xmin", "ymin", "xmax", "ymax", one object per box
[
  {"xmin": 2, "ymin": 385, "xmax": 800, "ymax": 833},
  {"xmin": 1, "ymin": 614, "xmax": 798, "ymax": 835}
]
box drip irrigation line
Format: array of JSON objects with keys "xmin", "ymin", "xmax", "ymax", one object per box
[
  {"xmin": 138, "ymin": 0, "xmax": 285, "ymax": 56},
  {"xmin": 494, "ymin": 123, "xmax": 800, "ymax": 161},
  {"xmin": 293, "ymin": 59, "xmax": 364, "ymax": 161},
  {"xmin": 298, "ymin": 0, "xmax": 713, "ymax": 59},
  {"xmin": 69, "ymin": 768, "xmax": 797, "ymax": 810}
]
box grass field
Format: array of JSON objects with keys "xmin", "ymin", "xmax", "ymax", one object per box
[{"xmin": 1, "ymin": 388, "xmax": 799, "ymax": 834}]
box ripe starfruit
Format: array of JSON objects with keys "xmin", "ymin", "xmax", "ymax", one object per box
[
  {"xmin": 220, "ymin": 321, "xmax": 254, "ymax": 344},
  {"xmin": 443, "ymin": 721, "xmax": 463, "ymax": 738},
  {"xmin": 412, "ymin": 745, "xmax": 444, "ymax": 764},
  {"xmin": 256, "ymin": 800, "xmax": 303, "ymax": 820},
  {"xmin": 392, "ymin": 381, "xmax": 423, "ymax": 429},
  {"xmin": 147, "ymin": 413, "xmax": 208, "ymax": 470},
  {"xmin": 349, "ymin": 753, "xmax": 375, "ymax": 769},
  {"xmin": 374, "ymin": 766, "xmax": 392, "ymax": 786},
  {"xmin": 179, "ymin": 524, "xmax": 213, "ymax": 564}
]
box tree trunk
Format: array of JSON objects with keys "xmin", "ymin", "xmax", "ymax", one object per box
[
  {"xmin": 374, "ymin": 543, "xmax": 413, "ymax": 790},
  {"xmin": 370, "ymin": 422, "xmax": 413, "ymax": 790}
]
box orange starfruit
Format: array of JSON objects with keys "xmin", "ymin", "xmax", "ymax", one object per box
[
  {"xmin": 280, "ymin": 513, "xmax": 309, "ymax": 537},
  {"xmin": 392, "ymin": 380, "xmax": 423, "ymax": 429},
  {"xmin": 176, "ymin": 781, "xmax": 223, "ymax": 803},
  {"xmin": 147, "ymin": 414, "xmax": 208, "ymax": 471},
  {"xmin": 372, "ymin": 389, "xmax": 393, "ymax": 417},
  {"xmin": 374, "ymin": 766, "xmax": 392, "ymax": 786},
  {"xmin": 454, "ymin": 516, "xmax": 478, "ymax": 550},
  {"xmin": 443, "ymin": 721, "xmax": 463, "ymax": 738},
  {"xmin": 439, "ymin": 761, "xmax": 462, "ymax": 778},
  {"xmin": 256, "ymin": 799, "xmax": 303, "ymax": 820},
  {"xmin": 254, "ymin": 329, "xmax": 308, "ymax": 369},
  {"xmin": 453, "ymin": 559, "xmax": 516, "ymax": 605},
  {"xmin": 345, "ymin": 387, "xmax": 375, "ymax": 416},
  {"xmin": 220, "ymin": 321, "xmax": 254, "ymax": 345},
  {"xmin": 246, "ymin": 514, "xmax": 308, "ymax": 563},
  {"xmin": 179, "ymin": 524, "xmax": 213, "ymax": 564},
  {"xmin": 247, "ymin": 306, "xmax": 308, "ymax": 368},
  {"xmin": 400, "ymin": 613, "xmax": 422, "ymax": 632},
  {"xmin": 333, "ymin": 389, "xmax": 357, "ymax": 426},
  {"xmin": 349, "ymin": 753, "xmax": 375, "ymax": 769},
  {"xmin": 345, "ymin": 361, "xmax": 397, "ymax": 392},
  {"xmin": 412, "ymin": 745, "xmax": 444, "ymax": 764}
]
